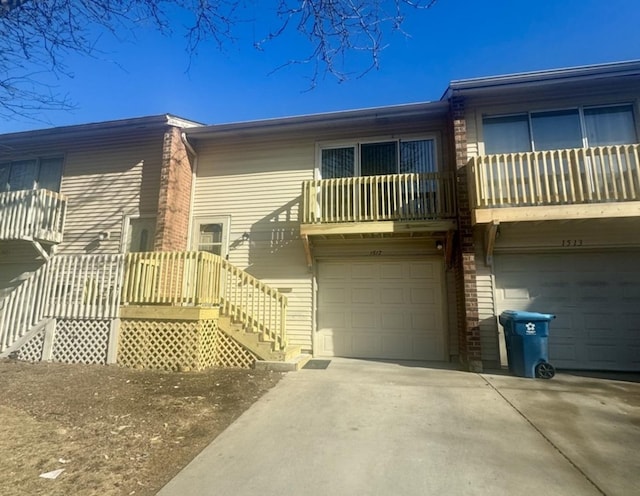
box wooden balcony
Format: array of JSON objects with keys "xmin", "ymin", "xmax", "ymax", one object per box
[
  {"xmin": 300, "ymin": 172, "xmax": 457, "ymax": 236},
  {"xmin": 469, "ymin": 144, "xmax": 640, "ymax": 224},
  {"xmin": 0, "ymin": 189, "xmax": 67, "ymax": 244}
]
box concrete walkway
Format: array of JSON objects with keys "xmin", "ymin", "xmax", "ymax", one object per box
[{"xmin": 157, "ymin": 359, "xmax": 640, "ymax": 496}]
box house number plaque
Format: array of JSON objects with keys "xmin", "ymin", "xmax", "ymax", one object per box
[
  {"xmin": 369, "ymin": 250, "xmax": 383, "ymax": 256},
  {"xmin": 561, "ymin": 239, "xmax": 583, "ymax": 247}
]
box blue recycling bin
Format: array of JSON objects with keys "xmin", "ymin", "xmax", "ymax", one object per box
[{"xmin": 499, "ymin": 310, "xmax": 556, "ymax": 379}]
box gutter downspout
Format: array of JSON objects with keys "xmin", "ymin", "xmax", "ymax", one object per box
[{"xmin": 181, "ymin": 132, "xmax": 198, "ymax": 248}]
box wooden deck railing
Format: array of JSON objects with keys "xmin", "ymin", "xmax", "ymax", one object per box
[
  {"xmin": 0, "ymin": 189, "xmax": 67, "ymax": 243},
  {"xmin": 470, "ymin": 144, "xmax": 640, "ymax": 208},
  {"xmin": 0, "ymin": 254, "xmax": 125, "ymax": 352},
  {"xmin": 220, "ymin": 259, "xmax": 288, "ymax": 350},
  {"xmin": 121, "ymin": 251, "xmax": 288, "ymax": 349},
  {"xmin": 301, "ymin": 172, "xmax": 456, "ymax": 224},
  {"xmin": 122, "ymin": 251, "xmax": 220, "ymax": 306}
]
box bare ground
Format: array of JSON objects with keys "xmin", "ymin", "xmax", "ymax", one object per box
[{"xmin": 0, "ymin": 359, "xmax": 282, "ymax": 496}]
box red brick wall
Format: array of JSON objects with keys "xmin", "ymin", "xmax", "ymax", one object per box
[
  {"xmin": 154, "ymin": 126, "xmax": 193, "ymax": 251},
  {"xmin": 450, "ymin": 95, "xmax": 483, "ymax": 372}
]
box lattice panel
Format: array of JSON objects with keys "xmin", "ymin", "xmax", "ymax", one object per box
[
  {"xmin": 215, "ymin": 330, "xmax": 257, "ymax": 368},
  {"xmin": 51, "ymin": 319, "xmax": 111, "ymax": 364},
  {"xmin": 16, "ymin": 330, "xmax": 45, "ymax": 362},
  {"xmin": 118, "ymin": 319, "xmax": 218, "ymax": 372}
]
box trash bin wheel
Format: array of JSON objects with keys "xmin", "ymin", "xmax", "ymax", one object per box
[{"xmin": 535, "ymin": 362, "xmax": 555, "ymax": 379}]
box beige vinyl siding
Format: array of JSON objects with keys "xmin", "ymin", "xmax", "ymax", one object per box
[
  {"xmin": 192, "ymin": 138, "xmax": 315, "ymax": 350},
  {"xmin": 473, "ymin": 228, "xmax": 500, "ymax": 365},
  {"xmin": 494, "ymin": 218, "xmax": 640, "ymax": 252},
  {"xmin": 58, "ymin": 132, "xmax": 163, "ymax": 255}
]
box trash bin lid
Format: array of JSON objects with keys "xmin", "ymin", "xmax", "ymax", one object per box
[{"xmin": 500, "ymin": 310, "xmax": 556, "ymax": 321}]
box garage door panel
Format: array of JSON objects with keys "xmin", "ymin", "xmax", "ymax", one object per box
[
  {"xmin": 381, "ymin": 287, "xmax": 404, "ymax": 304},
  {"xmin": 317, "ymin": 258, "xmax": 446, "ymax": 361},
  {"xmin": 495, "ymin": 252, "xmax": 640, "ymax": 371},
  {"xmin": 320, "ymin": 287, "xmax": 346, "ymax": 304},
  {"xmin": 352, "ymin": 264, "xmax": 377, "ymax": 278},
  {"xmin": 351, "ymin": 311, "xmax": 376, "ymax": 328},
  {"xmin": 407, "ymin": 262, "xmax": 435, "ymax": 280},
  {"xmin": 380, "ymin": 263, "xmax": 404, "ymax": 279},
  {"xmin": 352, "ymin": 287, "xmax": 375, "ymax": 304}
]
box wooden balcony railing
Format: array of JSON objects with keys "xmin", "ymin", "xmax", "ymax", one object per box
[
  {"xmin": 301, "ymin": 172, "xmax": 456, "ymax": 224},
  {"xmin": 470, "ymin": 144, "xmax": 640, "ymax": 208},
  {"xmin": 0, "ymin": 189, "xmax": 67, "ymax": 243}
]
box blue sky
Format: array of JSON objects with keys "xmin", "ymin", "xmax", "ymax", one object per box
[{"xmin": 2, "ymin": 0, "xmax": 639, "ymax": 133}]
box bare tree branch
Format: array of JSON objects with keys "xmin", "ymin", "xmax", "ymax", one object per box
[{"xmin": 0, "ymin": 0, "xmax": 438, "ymax": 120}]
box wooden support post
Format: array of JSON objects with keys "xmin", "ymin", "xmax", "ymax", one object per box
[
  {"xmin": 41, "ymin": 318, "xmax": 56, "ymax": 361},
  {"xmin": 445, "ymin": 230, "xmax": 455, "ymax": 268},
  {"xmin": 302, "ymin": 234, "xmax": 313, "ymax": 268},
  {"xmin": 485, "ymin": 221, "xmax": 499, "ymax": 267},
  {"xmin": 107, "ymin": 318, "xmax": 120, "ymax": 364}
]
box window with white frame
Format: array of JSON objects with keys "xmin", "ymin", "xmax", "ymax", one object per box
[
  {"xmin": 319, "ymin": 138, "xmax": 436, "ymax": 179},
  {"xmin": 192, "ymin": 217, "xmax": 231, "ymax": 258},
  {"xmin": 483, "ymin": 104, "xmax": 638, "ymax": 154},
  {"xmin": 0, "ymin": 157, "xmax": 64, "ymax": 192}
]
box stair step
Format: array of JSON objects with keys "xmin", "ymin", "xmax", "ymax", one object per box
[{"xmin": 254, "ymin": 353, "xmax": 312, "ymax": 372}]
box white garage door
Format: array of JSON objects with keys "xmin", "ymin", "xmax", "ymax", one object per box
[
  {"xmin": 317, "ymin": 259, "xmax": 446, "ymax": 361},
  {"xmin": 495, "ymin": 252, "xmax": 640, "ymax": 371}
]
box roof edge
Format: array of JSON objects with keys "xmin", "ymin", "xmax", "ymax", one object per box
[
  {"xmin": 186, "ymin": 101, "xmax": 448, "ymax": 138},
  {"xmin": 442, "ymin": 59, "xmax": 640, "ymax": 100},
  {"xmin": 0, "ymin": 114, "xmax": 204, "ymax": 141}
]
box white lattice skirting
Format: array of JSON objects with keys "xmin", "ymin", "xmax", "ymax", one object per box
[{"xmin": 15, "ymin": 318, "xmax": 116, "ymax": 364}]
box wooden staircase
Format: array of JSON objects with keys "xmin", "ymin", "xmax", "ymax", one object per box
[
  {"xmin": 121, "ymin": 252, "xmax": 301, "ymax": 365},
  {"xmin": 216, "ymin": 258, "xmax": 301, "ymax": 363},
  {"xmin": 217, "ymin": 316, "xmax": 301, "ymax": 362}
]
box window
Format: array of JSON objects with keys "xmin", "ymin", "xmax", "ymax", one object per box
[
  {"xmin": 483, "ymin": 105, "xmax": 637, "ymax": 154},
  {"xmin": 193, "ymin": 217, "xmax": 230, "ymax": 258},
  {"xmin": 320, "ymin": 138, "xmax": 436, "ymax": 179},
  {"xmin": 0, "ymin": 157, "xmax": 63, "ymax": 193},
  {"xmin": 125, "ymin": 217, "xmax": 156, "ymax": 252}
]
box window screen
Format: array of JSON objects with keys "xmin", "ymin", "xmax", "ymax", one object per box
[
  {"xmin": 483, "ymin": 115, "xmax": 532, "ymax": 154},
  {"xmin": 584, "ymin": 105, "xmax": 637, "ymax": 146},
  {"xmin": 321, "ymin": 147, "xmax": 355, "ymax": 179}
]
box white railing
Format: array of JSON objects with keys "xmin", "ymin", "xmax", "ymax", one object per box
[
  {"xmin": 220, "ymin": 258, "xmax": 288, "ymax": 350},
  {"xmin": 0, "ymin": 189, "xmax": 67, "ymax": 243},
  {"xmin": 471, "ymin": 144, "xmax": 640, "ymax": 208},
  {"xmin": 302, "ymin": 172, "xmax": 456, "ymax": 224},
  {"xmin": 0, "ymin": 254, "xmax": 125, "ymax": 352}
]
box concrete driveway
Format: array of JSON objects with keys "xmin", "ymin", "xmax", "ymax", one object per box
[{"xmin": 158, "ymin": 359, "xmax": 640, "ymax": 496}]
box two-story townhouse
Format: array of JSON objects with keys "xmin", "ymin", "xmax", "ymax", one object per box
[
  {"xmin": 448, "ymin": 61, "xmax": 640, "ymax": 371},
  {"xmin": 183, "ymin": 102, "xmax": 462, "ymax": 364}
]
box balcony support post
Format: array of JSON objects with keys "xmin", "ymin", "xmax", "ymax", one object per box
[
  {"xmin": 484, "ymin": 221, "xmax": 499, "ymax": 267},
  {"xmin": 302, "ymin": 234, "xmax": 313, "ymax": 268}
]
